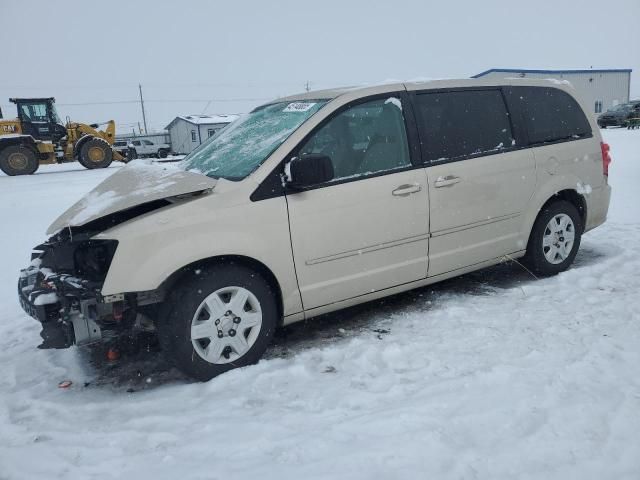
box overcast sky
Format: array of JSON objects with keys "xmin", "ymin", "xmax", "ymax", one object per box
[{"xmin": 1, "ymin": 0, "xmax": 638, "ymax": 134}]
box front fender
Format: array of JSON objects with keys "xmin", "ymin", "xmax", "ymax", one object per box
[{"xmin": 96, "ymin": 194, "xmax": 303, "ymax": 316}]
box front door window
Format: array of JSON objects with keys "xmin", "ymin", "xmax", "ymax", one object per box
[{"xmin": 299, "ymin": 97, "xmax": 411, "ymax": 181}]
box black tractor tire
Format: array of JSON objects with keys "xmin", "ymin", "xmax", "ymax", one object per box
[
  {"xmin": 0, "ymin": 145, "xmax": 39, "ymax": 176},
  {"xmin": 157, "ymin": 149, "xmax": 169, "ymax": 159},
  {"xmin": 157, "ymin": 263, "xmax": 278, "ymax": 381},
  {"xmin": 522, "ymin": 200, "xmax": 583, "ymax": 277},
  {"xmin": 79, "ymin": 138, "xmax": 113, "ymax": 169}
]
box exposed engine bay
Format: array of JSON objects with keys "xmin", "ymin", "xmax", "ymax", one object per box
[
  {"xmin": 18, "ymin": 209, "xmax": 165, "ymax": 350},
  {"xmin": 17, "ymin": 161, "xmax": 217, "ymax": 351}
]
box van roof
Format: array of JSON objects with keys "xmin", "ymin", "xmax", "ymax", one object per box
[{"xmin": 269, "ymin": 78, "xmax": 576, "ymax": 105}]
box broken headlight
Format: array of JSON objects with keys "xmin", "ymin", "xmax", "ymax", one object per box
[{"xmin": 73, "ymin": 240, "xmax": 118, "ymax": 282}]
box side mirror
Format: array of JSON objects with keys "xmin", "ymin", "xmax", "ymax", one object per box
[{"xmin": 286, "ymin": 154, "xmax": 334, "ymax": 189}]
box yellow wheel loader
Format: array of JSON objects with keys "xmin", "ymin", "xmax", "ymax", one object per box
[{"xmin": 0, "ymin": 97, "xmax": 126, "ymax": 176}]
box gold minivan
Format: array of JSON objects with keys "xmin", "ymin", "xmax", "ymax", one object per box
[{"xmin": 19, "ymin": 79, "xmax": 612, "ymax": 380}]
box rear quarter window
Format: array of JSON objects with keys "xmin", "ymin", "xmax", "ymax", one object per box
[{"xmin": 504, "ymin": 86, "xmax": 592, "ymax": 145}]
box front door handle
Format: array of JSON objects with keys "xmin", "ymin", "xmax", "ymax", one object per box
[
  {"xmin": 434, "ymin": 175, "xmax": 461, "ymax": 188},
  {"xmin": 392, "ymin": 183, "xmax": 422, "ymax": 196}
]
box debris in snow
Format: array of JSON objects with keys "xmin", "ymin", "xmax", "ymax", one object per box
[
  {"xmin": 57, "ymin": 380, "xmax": 72, "ymax": 389},
  {"xmin": 323, "ymin": 366, "xmax": 337, "ymax": 373}
]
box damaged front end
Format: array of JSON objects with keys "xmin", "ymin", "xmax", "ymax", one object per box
[
  {"xmin": 18, "ymin": 161, "xmax": 216, "ymax": 351},
  {"xmin": 18, "ymin": 232, "xmax": 148, "ymax": 350}
]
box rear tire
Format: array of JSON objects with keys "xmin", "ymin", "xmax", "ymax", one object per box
[
  {"xmin": 157, "ymin": 263, "xmax": 278, "ymax": 381},
  {"xmin": 0, "ymin": 145, "xmax": 39, "ymax": 176},
  {"xmin": 158, "ymin": 149, "xmax": 169, "ymax": 159},
  {"xmin": 522, "ymin": 200, "xmax": 582, "ymax": 276},
  {"xmin": 80, "ymin": 138, "xmax": 113, "ymax": 169}
]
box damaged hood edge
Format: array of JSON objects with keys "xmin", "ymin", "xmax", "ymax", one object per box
[{"xmin": 47, "ymin": 161, "xmax": 217, "ymax": 235}]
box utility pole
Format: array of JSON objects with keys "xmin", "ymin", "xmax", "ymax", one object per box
[
  {"xmin": 305, "ymin": 80, "xmax": 310, "ymax": 92},
  {"xmin": 138, "ymin": 84, "xmax": 148, "ymax": 134}
]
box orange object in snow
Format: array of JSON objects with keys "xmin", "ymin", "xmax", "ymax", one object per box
[{"xmin": 106, "ymin": 348, "xmax": 120, "ymax": 361}]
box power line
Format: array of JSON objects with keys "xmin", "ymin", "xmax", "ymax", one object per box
[
  {"xmin": 0, "ymin": 97, "xmax": 270, "ymax": 110},
  {"xmin": 145, "ymin": 98, "xmax": 270, "ymax": 103},
  {"xmin": 0, "ymin": 80, "xmax": 315, "ymax": 90}
]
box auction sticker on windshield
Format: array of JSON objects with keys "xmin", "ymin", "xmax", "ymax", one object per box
[{"xmin": 283, "ymin": 102, "xmax": 317, "ymax": 112}]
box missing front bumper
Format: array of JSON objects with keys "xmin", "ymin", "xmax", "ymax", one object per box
[{"xmin": 18, "ymin": 263, "xmax": 104, "ymax": 349}]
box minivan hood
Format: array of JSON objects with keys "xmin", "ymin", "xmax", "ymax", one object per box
[{"xmin": 47, "ymin": 161, "xmax": 216, "ymax": 235}]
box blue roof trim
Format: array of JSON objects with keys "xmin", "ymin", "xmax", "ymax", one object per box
[{"xmin": 472, "ymin": 68, "xmax": 632, "ymax": 78}]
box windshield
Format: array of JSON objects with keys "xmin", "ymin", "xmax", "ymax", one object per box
[
  {"xmin": 607, "ymin": 104, "xmax": 631, "ymax": 112},
  {"xmin": 51, "ymin": 102, "xmax": 62, "ymax": 124},
  {"xmin": 180, "ymin": 99, "xmax": 328, "ymax": 180}
]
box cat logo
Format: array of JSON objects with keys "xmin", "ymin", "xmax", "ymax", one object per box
[{"xmin": 1, "ymin": 124, "xmax": 17, "ymax": 133}]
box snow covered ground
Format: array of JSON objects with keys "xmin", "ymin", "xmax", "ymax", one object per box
[{"xmin": 1, "ymin": 129, "xmax": 639, "ymax": 480}]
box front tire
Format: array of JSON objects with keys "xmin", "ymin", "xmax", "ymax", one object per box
[
  {"xmin": 158, "ymin": 149, "xmax": 169, "ymax": 159},
  {"xmin": 522, "ymin": 200, "xmax": 583, "ymax": 276},
  {"xmin": 157, "ymin": 263, "xmax": 278, "ymax": 381},
  {"xmin": 80, "ymin": 138, "xmax": 113, "ymax": 169},
  {"xmin": 0, "ymin": 145, "xmax": 39, "ymax": 176}
]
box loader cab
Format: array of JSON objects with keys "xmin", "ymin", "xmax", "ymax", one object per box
[{"xmin": 10, "ymin": 98, "xmax": 67, "ymax": 143}]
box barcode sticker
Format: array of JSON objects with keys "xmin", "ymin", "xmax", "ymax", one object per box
[{"xmin": 283, "ymin": 102, "xmax": 317, "ymax": 113}]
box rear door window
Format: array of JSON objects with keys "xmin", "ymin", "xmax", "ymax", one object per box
[
  {"xmin": 504, "ymin": 86, "xmax": 591, "ymax": 144},
  {"xmin": 412, "ymin": 89, "xmax": 514, "ymax": 163}
]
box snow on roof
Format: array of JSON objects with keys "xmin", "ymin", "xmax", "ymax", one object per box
[
  {"xmin": 472, "ymin": 68, "xmax": 632, "ymax": 78},
  {"xmin": 165, "ymin": 113, "xmax": 240, "ymax": 130},
  {"xmin": 172, "ymin": 114, "xmax": 240, "ymax": 126}
]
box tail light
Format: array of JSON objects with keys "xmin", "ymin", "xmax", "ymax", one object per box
[{"xmin": 600, "ymin": 142, "xmax": 611, "ymax": 176}]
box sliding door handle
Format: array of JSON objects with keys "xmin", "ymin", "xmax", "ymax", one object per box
[
  {"xmin": 434, "ymin": 175, "xmax": 461, "ymax": 188},
  {"xmin": 392, "ymin": 183, "xmax": 422, "ymax": 196}
]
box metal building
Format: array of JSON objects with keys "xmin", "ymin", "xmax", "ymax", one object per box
[
  {"xmin": 165, "ymin": 114, "xmax": 239, "ymax": 154},
  {"xmin": 472, "ymin": 68, "xmax": 632, "ymax": 115}
]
